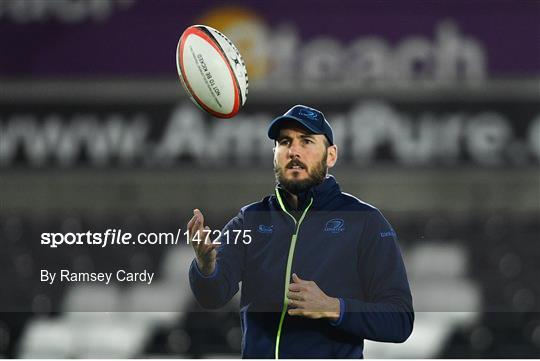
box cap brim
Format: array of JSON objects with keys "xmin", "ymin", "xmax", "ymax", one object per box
[{"xmin": 267, "ymin": 115, "xmax": 322, "ymax": 140}]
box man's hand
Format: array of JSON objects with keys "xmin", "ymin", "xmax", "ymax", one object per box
[
  {"xmin": 187, "ymin": 209, "xmax": 218, "ymax": 276},
  {"xmin": 287, "ymin": 273, "xmax": 341, "ymax": 321}
]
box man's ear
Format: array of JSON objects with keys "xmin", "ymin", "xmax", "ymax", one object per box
[{"xmin": 326, "ymin": 145, "xmax": 338, "ymax": 168}]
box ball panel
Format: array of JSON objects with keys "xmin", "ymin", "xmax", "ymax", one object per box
[
  {"xmin": 182, "ymin": 33, "xmax": 235, "ymax": 114},
  {"xmin": 176, "ymin": 25, "xmax": 241, "ymax": 118},
  {"xmin": 202, "ymin": 26, "xmax": 248, "ymax": 106},
  {"xmin": 176, "ymin": 40, "xmax": 202, "ymax": 112}
]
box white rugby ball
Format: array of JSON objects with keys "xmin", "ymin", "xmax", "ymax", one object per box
[{"xmin": 176, "ymin": 25, "xmax": 248, "ymax": 118}]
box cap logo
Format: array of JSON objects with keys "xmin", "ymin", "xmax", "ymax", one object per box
[{"xmin": 298, "ymin": 108, "xmax": 319, "ymax": 120}]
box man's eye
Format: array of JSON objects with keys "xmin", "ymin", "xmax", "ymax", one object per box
[
  {"xmin": 279, "ymin": 139, "xmax": 290, "ymax": 145},
  {"xmin": 302, "ymin": 139, "xmax": 313, "ymax": 144}
]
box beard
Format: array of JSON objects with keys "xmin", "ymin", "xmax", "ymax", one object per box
[{"xmin": 274, "ymin": 153, "xmax": 328, "ymax": 195}]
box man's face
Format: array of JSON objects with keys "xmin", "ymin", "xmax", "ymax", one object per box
[{"xmin": 273, "ymin": 123, "xmax": 337, "ymax": 194}]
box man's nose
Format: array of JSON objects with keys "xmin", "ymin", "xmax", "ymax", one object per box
[{"xmin": 287, "ymin": 141, "xmax": 301, "ymax": 158}]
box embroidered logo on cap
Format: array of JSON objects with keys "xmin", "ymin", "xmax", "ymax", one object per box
[{"xmin": 298, "ymin": 108, "xmax": 319, "ymax": 120}]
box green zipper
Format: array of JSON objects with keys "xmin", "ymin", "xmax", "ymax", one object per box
[{"xmin": 274, "ymin": 188, "xmax": 313, "ymax": 359}]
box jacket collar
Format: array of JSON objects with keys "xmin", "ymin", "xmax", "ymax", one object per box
[{"xmin": 276, "ymin": 175, "xmax": 341, "ymax": 211}]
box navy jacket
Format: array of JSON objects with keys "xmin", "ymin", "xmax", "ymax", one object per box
[{"xmin": 189, "ymin": 176, "xmax": 414, "ymax": 358}]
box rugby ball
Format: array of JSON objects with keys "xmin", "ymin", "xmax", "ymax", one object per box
[{"xmin": 176, "ymin": 25, "xmax": 248, "ymax": 118}]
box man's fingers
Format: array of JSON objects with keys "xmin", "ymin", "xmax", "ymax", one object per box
[
  {"xmin": 187, "ymin": 216, "xmax": 200, "ymax": 238},
  {"xmin": 200, "ymin": 240, "xmax": 219, "ymax": 253},
  {"xmin": 187, "ymin": 213, "xmax": 197, "ymax": 229},
  {"xmin": 287, "ymin": 309, "xmax": 321, "ymax": 319},
  {"xmin": 199, "ymin": 244, "xmax": 216, "ymax": 257},
  {"xmin": 189, "ymin": 227, "xmax": 203, "ymax": 244},
  {"xmin": 189, "ymin": 216, "xmax": 209, "ymax": 246},
  {"xmin": 202, "ymin": 226, "xmax": 212, "ymax": 243},
  {"xmin": 188, "ymin": 210, "xmax": 215, "ymax": 250},
  {"xmin": 287, "ymin": 299, "xmax": 305, "ymax": 309},
  {"xmin": 288, "ymin": 299, "xmax": 300, "ymax": 308},
  {"xmin": 287, "ymin": 291, "xmax": 304, "ymax": 301},
  {"xmin": 292, "ymin": 273, "xmax": 310, "ymax": 284},
  {"xmin": 197, "ymin": 229, "xmax": 219, "ymax": 254},
  {"xmin": 289, "ymin": 283, "xmax": 307, "ymax": 292},
  {"xmin": 187, "ymin": 216, "xmax": 197, "ymax": 239},
  {"xmin": 194, "ymin": 209, "xmax": 205, "ymax": 226},
  {"xmin": 188, "ymin": 209, "xmax": 204, "ymax": 228},
  {"xmin": 287, "ymin": 309, "xmax": 313, "ymax": 317},
  {"xmin": 288, "ymin": 309, "xmax": 302, "ymax": 316}
]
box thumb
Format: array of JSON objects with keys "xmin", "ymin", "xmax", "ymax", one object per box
[
  {"xmin": 201, "ymin": 225, "xmax": 213, "ymax": 243},
  {"xmin": 203, "ymin": 226, "xmax": 210, "ymax": 241},
  {"xmin": 203, "ymin": 226, "xmax": 218, "ymax": 249},
  {"xmin": 292, "ymin": 273, "xmax": 303, "ymax": 283}
]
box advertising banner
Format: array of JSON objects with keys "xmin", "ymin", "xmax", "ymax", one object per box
[
  {"xmin": 0, "ymin": 0, "xmax": 538, "ymax": 84},
  {"xmin": 1, "ymin": 99, "xmax": 539, "ymax": 168}
]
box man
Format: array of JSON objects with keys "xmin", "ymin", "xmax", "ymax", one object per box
[{"xmin": 188, "ymin": 105, "xmax": 414, "ymax": 358}]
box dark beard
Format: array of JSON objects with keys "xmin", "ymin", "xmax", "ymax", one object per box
[{"xmin": 274, "ymin": 153, "xmax": 328, "ymax": 195}]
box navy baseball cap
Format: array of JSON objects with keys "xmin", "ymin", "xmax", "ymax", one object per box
[{"xmin": 267, "ymin": 105, "xmax": 334, "ymax": 145}]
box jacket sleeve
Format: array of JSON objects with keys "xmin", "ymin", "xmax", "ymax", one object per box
[
  {"xmin": 188, "ymin": 210, "xmax": 246, "ymax": 309},
  {"xmin": 330, "ymin": 210, "xmax": 414, "ymax": 343}
]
